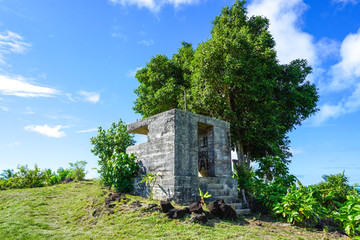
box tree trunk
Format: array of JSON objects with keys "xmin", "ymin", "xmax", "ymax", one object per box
[
  {"xmin": 235, "ymin": 140, "xmax": 245, "ymax": 165},
  {"xmin": 235, "ymin": 140, "xmax": 250, "ymax": 168}
]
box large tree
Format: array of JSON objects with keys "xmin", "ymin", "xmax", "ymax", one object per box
[
  {"xmin": 133, "ymin": 42, "xmax": 194, "ymax": 118},
  {"xmin": 133, "ymin": 0, "xmax": 318, "ymax": 167}
]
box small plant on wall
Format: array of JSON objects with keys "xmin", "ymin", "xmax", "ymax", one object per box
[{"xmin": 141, "ymin": 172, "xmax": 161, "ymax": 199}]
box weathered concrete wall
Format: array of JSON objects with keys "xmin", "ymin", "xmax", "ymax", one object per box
[{"xmin": 127, "ymin": 109, "xmax": 238, "ymax": 204}]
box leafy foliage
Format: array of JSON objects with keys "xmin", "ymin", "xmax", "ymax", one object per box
[
  {"xmin": 110, "ymin": 153, "xmax": 139, "ymax": 192},
  {"xmin": 133, "ymin": 1, "xmax": 319, "ymax": 168},
  {"xmin": 133, "ymin": 42, "xmax": 194, "ymax": 118},
  {"xmin": 273, "ymin": 184, "xmax": 327, "ymax": 225},
  {"xmin": 233, "ymin": 163, "xmax": 255, "ymax": 193},
  {"xmin": 90, "ymin": 119, "xmax": 136, "ymax": 189},
  {"xmin": 333, "ymin": 193, "xmax": 360, "ymax": 236},
  {"xmin": 0, "ymin": 162, "xmax": 87, "ymax": 190},
  {"xmin": 233, "ymin": 156, "xmax": 297, "ymax": 213},
  {"xmin": 68, "ymin": 161, "xmax": 87, "ymax": 181},
  {"xmin": 313, "ymin": 171, "xmax": 358, "ymax": 211},
  {"xmin": 199, "ymin": 188, "xmax": 212, "ymax": 206},
  {"xmin": 0, "ymin": 169, "xmax": 15, "ymax": 180},
  {"xmin": 141, "ymin": 172, "xmax": 161, "ymax": 199}
]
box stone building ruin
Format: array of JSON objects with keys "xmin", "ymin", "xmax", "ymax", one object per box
[{"xmin": 126, "ymin": 109, "xmax": 238, "ymax": 204}]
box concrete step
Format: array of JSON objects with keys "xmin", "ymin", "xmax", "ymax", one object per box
[
  {"xmin": 207, "ymin": 189, "xmax": 229, "ymax": 196},
  {"xmin": 206, "ymin": 183, "xmax": 224, "ymax": 189},
  {"xmin": 198, "ymin": 177, "xmax": 221, "ymax": 184},
  {"xmin": 235, "ymin": 208, "xmax": 251, "ymax": 215},
  {"xmin": 209, "ymin": 195, "xmax": 237, "ymax": 203},
  {"xmin": 229, "ymin": 203, "xmax": 243, "ymax": 210}
]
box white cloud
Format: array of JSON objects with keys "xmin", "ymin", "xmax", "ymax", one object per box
[
  {"xmin": 313, "ymin": 103, "xmax": 345, "ymax": 125},
  {"xmin": 0, "ymin": 75, "xmax": 60, "ymax": 97},
  {"xmin": 247, "ymin": 0, "xmax": 317, "ymax": 65},
  {"xmin": 109, "ymin": 0, "xmax": 200, "ymax": 12},
  {"xmin": 138, "ymin": 39, "xmax": 154, "ymax": 46},
  {"xmin": 24, "ymin": 124, "xmax": 67, "ymax": 138},
  {"xmin": 313, "ymin": 83, "xmax": 360, "ymax": 124},
  {"xmin": 329, "ymin": 28, "xmax": 360, "ymax": 91},
  {"xmin": 333, "ymin": 0, "xmax": 360, "ymax": 5},
  {"xmin": 0, "ymin": 105, "xmax": 8, "ymax": 111},
  {"xmin": 76, "ymin": 128, "xmax": 98, "ymax": 133},
  {"xmin": 316, "ymin": 38, "xmax": 340, "ymax": 60},
  {"xmin": 0, "ymin": 30, "xmax": 30, "ymax": 64},
  {"xmin": 78, "ymin": 90, "xmax": 100, "ymax": 103}
]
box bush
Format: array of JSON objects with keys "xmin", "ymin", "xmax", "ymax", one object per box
[
  {"xmin": 313, "ymin": 171, "xmax": 358, "ymax": 211},
  {"xmin": 333, "ymin": 193, "xmax": 360, "ymax": 236},
  {"xmin": 68, "ymin": 161, "xmax": 87, "ymax": 181},
  {"xmin": 111, "ymin": 153, "xmax": 139, "ymax": 192},
  {"xmin": 274, "ymin": 183, "xmax": 327, "ymax": 225},
  {"xmin": 57, "ymin": 167, "xmax": 71, "ymax": 182},
  {"xmin": 90, "ymin": 119, "xmax": 138, "ymax": 191},
  {"xmin": 0, "ymin": 162, "xmax": 87, "ymax": 190},
  {"xmin": 98, "ymin": 153, "xmax": 139, "ymax": 192},
  {"xmin": 236, "ymin": 156, "xmax": 297, "ymax": 214}
]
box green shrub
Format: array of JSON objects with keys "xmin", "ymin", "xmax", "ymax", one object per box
[
  {"xmin": 240, "ymin": 156, "xmax": 297, "ymax": 213},
  {"xmin": 333, "ymin": 193, "xmax": 360, "ymax": 236},
  {"xmin": 233, "ymin": 163, "xmax": 255, "ymax": 193},
  {"xmin": 68, "ymin": 161, "xmax": 87, "ymax": 181},
  {"xmin": 57, "ymin": 167, "xmax": 71, "ymax": 182},
  {"xmin": 273, "ymin": 183, "xmax": 327, "ymax": 225},
  {"xmin": 0, "ymin": 163, "xmax": 81, "ymax": 190},
  {"xmin": 0, "ymin": 169, "xmax": 15, "ymax": 180},
  {"xmin": 313, "ymin": 171, "xmax": 358, "ymax": 211},
  {"xmin": 106, "ymin": 153, "xmax": 139, "ymax": 192},
  {"xmin": 90, "ymin": 119, "xmax": 137, "ymax": 190}
]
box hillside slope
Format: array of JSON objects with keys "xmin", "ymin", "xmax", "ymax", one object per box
[{"xmin": 0, "ymin": 181, "xmax": 349, "ymax": 239}]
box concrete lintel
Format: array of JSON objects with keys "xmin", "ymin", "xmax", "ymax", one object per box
[{"xmin": 127, "ymin": 119, "xmax": 149, "ymax": 135}]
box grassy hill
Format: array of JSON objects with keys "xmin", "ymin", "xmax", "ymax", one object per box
[{"xmin": 0, "ymin": 181, "xmax": 349, "ymax": 239}]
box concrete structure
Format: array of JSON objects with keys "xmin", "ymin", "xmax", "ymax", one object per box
[{"xmin": 126, "ymin": 109, "xmax": 238, "ymax": 204}]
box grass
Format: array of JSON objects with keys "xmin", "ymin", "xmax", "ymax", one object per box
[{"xmin": 0, "ymin": 181, "xmax": 350, "ymax": 239}]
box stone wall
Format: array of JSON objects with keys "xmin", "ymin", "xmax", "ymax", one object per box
[{"xmin": 127, "ymin": 109, "xmax": 238, "ymax": 204}]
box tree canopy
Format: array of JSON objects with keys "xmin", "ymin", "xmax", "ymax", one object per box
[{"xmin": 133, "ymin": 0, "xmax": 318, "ymax": 167}]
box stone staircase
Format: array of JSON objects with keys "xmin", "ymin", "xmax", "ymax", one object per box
[
  {"xmin": 229, "ymin": 203, "xmax": 251, "ymax": 215},
  {"xmin": 201, "ymin": 179, "xmax": 251, "ymax": 215}
]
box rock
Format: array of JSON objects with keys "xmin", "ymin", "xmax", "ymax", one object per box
[
  {"xmin": 145, "ymin": 204, "xmax": 158, "ymax": 210},
  {"xmin": 203, "ymin": 210, "xmax": 215, "ymax": 220},
  {"xmin": 208, "ymin": 199, "xmax": 237, "ymax": 221},
  {"xmin": 220, "ymin": 204, "xmax": 237, "ymax": 220},
  {"xmin": 190, "ymin": 213, "xmax": 208, "ymax": 224},
  {"xmin": 92, "ymin": 209, "xmax": 101, "ymax": 217},
  {"xmin": 62, "ymin": 177, "xmax": 73, "ymax": 184},
  {"xmin": 105, "ymin": 192, "xmax": 126, "ymax": 207},
  {"xmin": 207, "ymin": 199, "xmax": 223, "ymax": 217},
  {"xmin": 188, "ymin": 201, "xmax": 203, "ymax": 214},
  {"xmin": 160, "ymin": 201, "xmax": 174, "ymax": 213},
  {"xmin": 130, "ymin": 200, "xmax": 142, "ymax": 208},
  {"xmin": 166, "ymin": 208, "xmax": 190, "ymax": 219}
]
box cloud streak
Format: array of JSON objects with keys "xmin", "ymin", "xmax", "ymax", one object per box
[
  {"xmin": 0, "ymin": 75, "xmax": 60, "ymax": 97},
  {"xmin": 138, "ymin": 39, "xmax": 154, "ymax": 46},
  {"xmin": 24, "ymin": 124, "xmax": 67, "ymax": 138},
  {"xmin": 78, "ymin": 90, "xmax": 100, "ymax": 103},
  {"xmin": 109, "ymin": 0, "xmax": 200, "ymax": 12},
  {"xmin": 76, "ymin": 128, "xmax": 98, "ymax": 133},
  {"xmin": 0, "ymin": 30, "xmax": 30, "ymax": 64}
]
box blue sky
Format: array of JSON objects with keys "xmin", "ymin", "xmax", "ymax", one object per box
[{"xmin": 0, "ymin": 0, "xmax": 359, "ymax": 185}]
